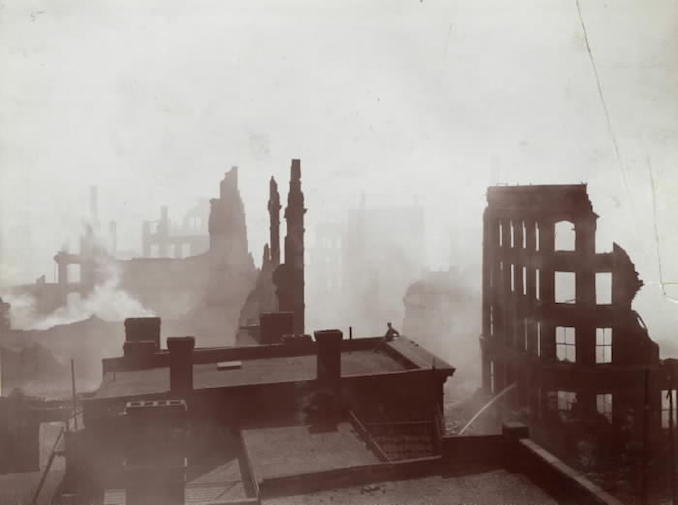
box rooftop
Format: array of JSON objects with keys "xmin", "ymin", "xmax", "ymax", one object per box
[
  {"xmin": 91, "ymin": 337, "xmax": 450, "ymax": 401},
  {"xmin": 243, "ymin": 423, "xmax": 381, "ymax": 479}
]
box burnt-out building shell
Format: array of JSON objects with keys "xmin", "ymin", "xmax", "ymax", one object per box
[{"xmin": 480, "ymin": 184, "xmax": 669, "ymax": 474}]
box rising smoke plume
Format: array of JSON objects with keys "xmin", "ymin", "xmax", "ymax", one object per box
[{"xmin": 3, "ymin": 257, "xmax": 153, "ymax": 331}]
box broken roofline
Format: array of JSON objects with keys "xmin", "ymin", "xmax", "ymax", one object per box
[{"xmin": 486, "ymin": 184, "xmax": 596, "ymax": 216}]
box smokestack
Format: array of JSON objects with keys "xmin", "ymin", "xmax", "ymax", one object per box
[
  {"xmin": 89, "ymin": 186, "xmax": 99, "ymax": 227},
  {"xmin": 142, "ymin": 221, "xmax": 151, "ymax": 257},
  {"xmin": 268, "ymin": 176, "xmax": 281, "ymax": 265},
  {"xmin": 167, "ymin": 337, "xmax": 195, "ymax": 394},
  {"xmin": 109, "ymin": 221, "xmax": 117, "ymax": 256},
  {"xmin": 314, "ymin": 329, "xmax": 343, "ymax": 386}
]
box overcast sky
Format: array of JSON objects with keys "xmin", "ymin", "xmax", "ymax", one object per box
[{"xmin": 1, "ymin": 0, "xmax": 677, "ymax": 342}]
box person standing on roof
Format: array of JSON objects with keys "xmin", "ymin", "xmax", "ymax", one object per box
[{"xmin": 384, "ymin": 322, "xmax": 400, "ymax": 341}]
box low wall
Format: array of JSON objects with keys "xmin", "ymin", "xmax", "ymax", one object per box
[
  {"xmin": 516, "ymin": 438, "xmax": 625, "ymax": 505},
  {"xmin": 438, "ymin": 424, "xmax": 625, "ymax": 505},
  {"xmin": 441, "ymin": 433, "xmax": 506, "ymax": 470},
  {"xmin": 259, "ymin": 456, "xmax": 442, "ymax": 499}
]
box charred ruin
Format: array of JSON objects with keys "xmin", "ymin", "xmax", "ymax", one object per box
[
  {"xmin": 481, "ymin": 184, "xmax": 678, "ymax": 493},
  {"xmin": 3, "ymin": 179, "xmax": 677, "ymax": 505}
]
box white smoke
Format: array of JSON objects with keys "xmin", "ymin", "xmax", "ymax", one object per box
[
  {"xmin": 2, "ymin": 292, "xmax": 38, "ymax": 330},
  {"xmin": 4, "ymin": 259, "xmax": 153, "ymax": 331}
]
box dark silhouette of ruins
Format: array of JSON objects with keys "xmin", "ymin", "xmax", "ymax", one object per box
[
  {"xmin": 273, "ymin": 159, "xmax": 306, "ymax": 336},
  {"xmin": 142, "ymin": 201, "xmax": 210, "ymax": 259},
  {"xmin": 481, "ymin": 184, "xmax": 678, "ymax": 495},
  {"xmin": 0, "ymin": 178, "xmax": 652, "ymax": 505},
  {"xmin": 239, "ymin": 159, "xmax": 307, "ymax": 343}
]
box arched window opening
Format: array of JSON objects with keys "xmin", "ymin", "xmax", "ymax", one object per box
[{"xmin": 555, "ymin": 220, "xmax": 576, "ymax": 251}]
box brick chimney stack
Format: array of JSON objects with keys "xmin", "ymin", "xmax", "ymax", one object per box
[
  {"xmin": 123, "ymin": 317, "xmax": 161, "ymax": 362},
  {"xmin": 167, "ymin": 337, "xmax": 195, "ymax": 394},
  {"xmin": 314, "ymin": 329, "xmax": 343, "ymax": 386}
]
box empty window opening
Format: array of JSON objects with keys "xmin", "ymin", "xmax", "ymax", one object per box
[
  {"xmin": 596, "ymin": 272, "xmax": 612, "ymax": 305},
  {"xmin": 523, "ymin": 318, "xmax": 529, "ymax": 351},
  {"xmin": 536, "ymin": 321, "xmax": 542, "ymax": 357},
  {"xmin": 557, "ymin": 391, "xmax": 577, "ymax": 411},
  {"xmin": 556, "ymin": 326, "xmax": 576, "ymax": 362},
  {"xmin": 662, "ymin": 390, "xmax": 677, "ymax": 429},
  {"xmin": 555, "ymin": 271, "xmax": 576, "ymax": 304},
  {"xmin": 522, "ymin": 266, "xmax": 527, "ymax": 295},
  {"xmin": 510, "ymin": 264, "xmax": 515, "ymax": 292},
  {"xmin": 510, "ymin": 221, "xmax": 515, "ymax": 248},
  {"xmin": 67, "ymin": 264, "xmax": 81, "ymax": 284},
  {"xmin": 522, "ymin": 221, "xmax": 527, "ymax": 248},
  {"xmin": 555, "ymin": 220, "xmax": 576, "ymax": 251},
  {"xmin": 596, "ymin": 328, "xmax": 612, "ymax": 364},
  {"xmin": 489, "ymin": 361, "xmax": 496, "ymax": 394},
  {"xmin": 535, "ymin": 268, "xmax": 541, "ymax": 300},
  {"xmin": 498, "ymin": 222, "xmax": 503, "ymax": 247},
  {"xmin": 535, "ymin": 222, "xmax": 540, "ymax": 251},
  {"xmin": 596, "ymin": 394, "xmax": 613, "ymax": 422},
  {"xmin": 489, "ymin": 305, "xmax": 495, "ymax": 336}
]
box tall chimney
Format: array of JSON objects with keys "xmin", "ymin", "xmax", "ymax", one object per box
[
  {"xmin": 167, "ymin": 337, "xmax": 195, "ymax": 394},
  {"xmin": 268, "ymin": 176, "xmax": 281, "ymax": 266},
  {"xmin": 89, "ymin": 186, "xmax": 99, "ymax": 227},
  {"xmin": 109, "ymin": 221, "xmax": 117, "ymax": 255}
]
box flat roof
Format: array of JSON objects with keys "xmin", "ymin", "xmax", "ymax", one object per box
[
  {"xmin": 243, "ymin": 423, "xmax": 381, "ymax": 479},
  {"xmin": 92, "ymin": 348, "xmax": 407, "ymax": 400}
]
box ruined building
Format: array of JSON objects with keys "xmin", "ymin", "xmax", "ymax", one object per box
[
  {"xmin": 239, "ymin": 159, "xmax": 307, "ymax": 343},
  {"xmin": 142, "ymin": 200, "xmax": 210, "ymax": 259},
  {"xmin": 1, "ymin": 168, "xmax": 257, "ymax": 399},
  {"xmin": 480, "ymin": 184, "xmax": 677, "ymax": 485},
  {"xmin": 238, "ymin": 176, "xmax": 281, "ymax": 331},
  {"xmin": 273, "ymin": 159, "xmax": 306, "ymax": 335}
]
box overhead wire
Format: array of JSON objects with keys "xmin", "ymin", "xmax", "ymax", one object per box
[
  {"xmin": 574, "ymin": 0, "xmax": 630, "ymax": 197},
  {"xmin": 646, "ymin": 154, "xmax": 678, "ymax": 303},
  {"xmin": 575, "ymin": 0, "xmax": 678, "ymax": 303}
]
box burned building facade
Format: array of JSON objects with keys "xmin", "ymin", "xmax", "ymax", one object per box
[
  {"xmin": 480, "ymin": 184, "xmax": 678, "ymax": 482},
  {"xmin": 239, "ymin": 159, "xmax": 307, "ymax": 343},
  {"xmin": 273, "ymin": 159, "xmax": 306, "ymax": 335},
  {"xmin": 142, "ymin": 200, "xmax": 210, "ymax": 259}
]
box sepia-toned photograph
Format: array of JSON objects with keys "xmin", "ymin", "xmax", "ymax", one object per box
[{"xmin": 0, "ymin": 1, "xmax": 677, "ymax": 504}]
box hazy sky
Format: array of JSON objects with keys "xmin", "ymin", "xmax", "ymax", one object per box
[{"xmin": 1, "ymin": 1, "xmax": 677, "ymax": 341}]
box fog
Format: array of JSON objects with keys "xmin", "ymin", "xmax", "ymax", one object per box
[{"xmin": 1, "ymin": 1, "xmax": 678, "ymax": 352}]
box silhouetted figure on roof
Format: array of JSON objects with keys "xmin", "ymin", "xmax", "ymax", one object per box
[{"xmin": 384, "ymin": 322, "xmax": 400, "ymax": 341}]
